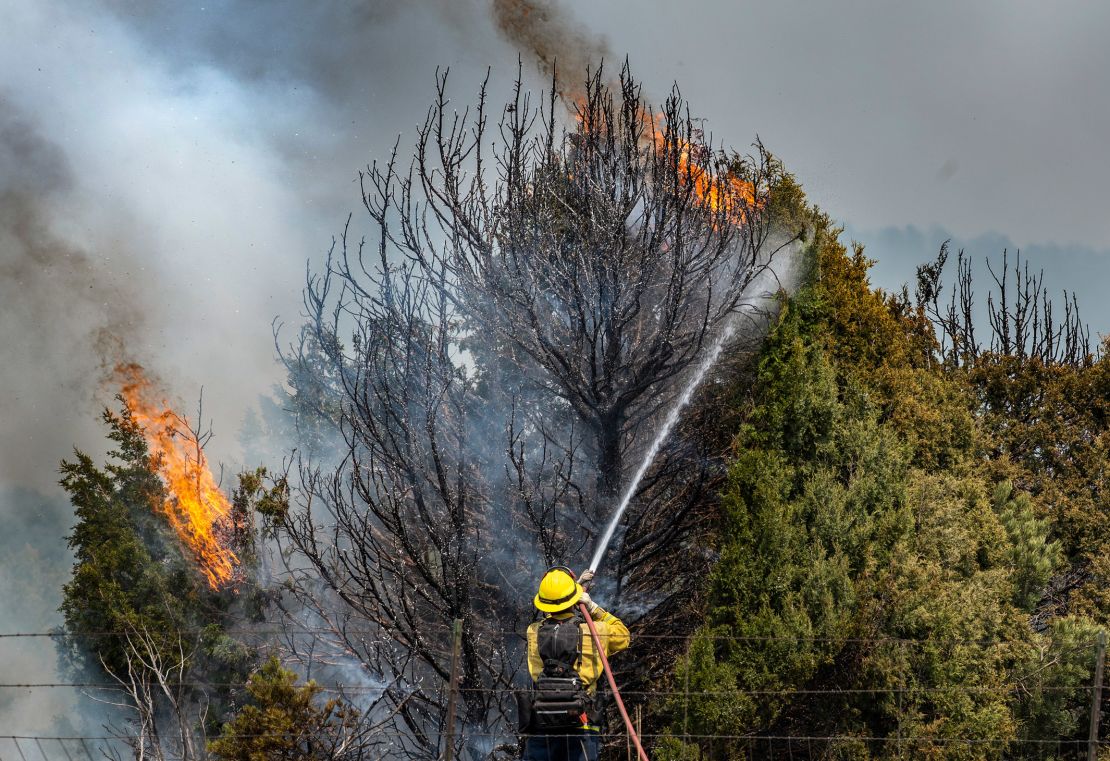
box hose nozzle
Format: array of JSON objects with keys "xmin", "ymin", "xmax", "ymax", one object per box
[{"xmin": 578, "ymin": 568, "xmax": 596, "ymax": 591}]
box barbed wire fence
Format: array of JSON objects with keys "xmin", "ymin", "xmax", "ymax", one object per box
[
  {"xmin": 1, "ymin": 734, "xmax": 1108, "ymax": 761},
  {"xmin": 1, "ymin": 628, "xmax": 1108, "ymax": 760}
]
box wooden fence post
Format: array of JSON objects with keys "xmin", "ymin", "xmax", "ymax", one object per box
[
  {"xmin": 444, "ymin": 618, "xmax": 464, "ymax": 761},
  {"xmin": 1088, "ymin": 629, "xmax": 1106, "ymax": 761}
]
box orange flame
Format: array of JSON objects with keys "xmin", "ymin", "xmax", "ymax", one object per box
[
  {"xmin": 115, "ymin": 364, "xmax": 238, "ymax": 589},
  {"xmin": 648, "ymin": 113, "xmax": 757, "ymax": 224},
  {"xmin": 571, "ymin": 101, "xmax": 760, "ymax": 224}
]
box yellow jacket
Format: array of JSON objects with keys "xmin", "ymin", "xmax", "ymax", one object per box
[{"xmin": 526, "ymin": 606, "xmax": 629, "ymax": 693}]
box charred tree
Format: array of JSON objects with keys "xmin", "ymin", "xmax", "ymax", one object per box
[
  {"xmin": 916, "ymin": 243, "xmax": 1092, "ymax": 369},
  {"xmin": 273, "ymin": 62, "xmax": 794, "ymax": 758},
  {"xmin": 385, "ymin": 63, "xmax": 786, "ymax": 511}
]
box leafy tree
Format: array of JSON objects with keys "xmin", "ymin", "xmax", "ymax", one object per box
[
  {"xmin": 971, "ymin": 353, "xmax": 1110, "ymax": 622},
  {"xmin": 655, "ymin": 221, "xmax": 1088, "ymax": 760},
  {"xmin": 60, "ymin": 400, "xmax": 272, "ymax": 753},
  {"xmin": 912, "ymin": 247, "xmax": 1109, "ymax": 623},
  {"xmin": 208, "ymin": 657, "xmax": 369, "ymax": 761}
]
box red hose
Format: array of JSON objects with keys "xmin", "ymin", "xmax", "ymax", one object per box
[{"xmin": 579, "ymin": 602, "xmax": 650, "ymax": 761}]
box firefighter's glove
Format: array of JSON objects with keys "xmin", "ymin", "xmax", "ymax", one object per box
[
  {"xmin": 578, "ymin": 570, "xmax": 595, "ymax": 588},
  {"xmin": 578, "ymin": 590, "xmax": 599, "ymax": 614}
]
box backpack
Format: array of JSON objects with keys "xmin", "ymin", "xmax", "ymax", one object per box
[{"xmin": 519, "ymin": 614, "xmax": 594, "ymax": 733}]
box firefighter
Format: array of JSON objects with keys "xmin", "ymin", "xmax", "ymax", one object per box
[{"xmin": 520, "ymin": 566, "xmax": 630, "ymax": 761}]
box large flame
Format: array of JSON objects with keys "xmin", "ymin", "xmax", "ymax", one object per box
[
  {"xmin": 115, "ymin": 364, "xmax": 238, "ymax": 589},
  {"xmin": 648, "ymin": 113, "xmax": 758, "ymax": 224},
  {"xmin": 573, "ymin": 101, "xmax": 759, "ymax": 224}
]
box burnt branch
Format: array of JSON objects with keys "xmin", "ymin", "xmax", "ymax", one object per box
[
  {"xmin": 916, "ymin": 245, "xmax": 1093, "ymax": 368},
  {"xmin": 272, "ymin": 62, "xmax": 791, "ymax": 758}
]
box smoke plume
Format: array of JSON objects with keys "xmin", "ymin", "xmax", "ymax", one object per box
[
  {"xmin": 491, "ymin": 0, "xmax": 611, "ymax": 100},
  {"xmin": 0, "ymin": 100, "xmax": 149, "ymax": 740},
  {"xmin": 0, "ymin": 101, "xmax": 147, "ymax": 487}
]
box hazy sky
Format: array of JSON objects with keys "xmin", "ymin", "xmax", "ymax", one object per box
[
  {"xmin": 3, "ymin": 0, "xmax": 1108, "ymax": 492},
  {"xmin": 1, "ymin": 0, "xmax": 1109, "ymax": 735}
]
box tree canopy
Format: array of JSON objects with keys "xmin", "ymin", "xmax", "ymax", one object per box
[{"xmin": 654, "ymin": 217, "xmax": 1108, "ymax": 760}]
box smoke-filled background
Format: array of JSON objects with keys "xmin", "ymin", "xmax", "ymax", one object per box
[{"xmin": 2, "ymin": 0, "xmax": 1109, "ymax": 737}]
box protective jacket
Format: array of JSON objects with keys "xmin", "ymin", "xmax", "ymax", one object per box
[{"xmin": 526, "ymin": 605, "xmax": 629, "ymax": 694}]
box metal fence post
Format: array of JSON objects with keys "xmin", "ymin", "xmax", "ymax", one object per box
[
  {"xmin": 1088, "ymin": 629, "xmax": 1106, "ymax": 761},
  {"xmin": 444, "ymin": 618, "xmax": 464, "ymax": 761}
]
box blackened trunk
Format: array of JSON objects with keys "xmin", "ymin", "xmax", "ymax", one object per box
[{"xmin": 595, "ymin": 413, "xmax": 624, "ymax": 511}]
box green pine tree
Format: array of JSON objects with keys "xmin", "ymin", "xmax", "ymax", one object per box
[
  {"xmin": 59, "ymin": 404, "xmax": 198, "ymax": 677},
  {"xmin": 208, "ymin": 656, "xmax": 363, "ymax": 761}
]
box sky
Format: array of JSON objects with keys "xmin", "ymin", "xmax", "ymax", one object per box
[{"xmin": 1, "ymin": 0, "xmax": 1109, "ymax": 737}]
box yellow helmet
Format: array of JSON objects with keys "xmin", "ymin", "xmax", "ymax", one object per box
[{"xmin": 534, "ymin": 566, "xmax": 582, "ymax": 613}]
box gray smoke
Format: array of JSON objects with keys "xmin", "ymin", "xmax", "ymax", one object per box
[
  {"xmin": 0, "ymin": 102, "xmax": 144, "ymax": 737},
  {"xmin": 0, "ymin": 100, "xmax": 147, "ymax": 489},
  {"xmin": 491, "ymin": 0, "xmax": 611, "ymax": 100},
  {"xmin": 0, "ymin": 0, "xmax": 623, "ymax": 741}
]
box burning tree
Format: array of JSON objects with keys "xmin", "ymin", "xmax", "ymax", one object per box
[
  {"xmin": 114, "ymin": 363, "xmax": 241, "ymax": 589},
  {"xmin": 401, "ymin": 66, "xmax": 781, "ymax": 506},
  {"xmin": 59, "ymin": 376, "xmax": 312, "ymax": 760},
  {"xmin": 272, "ymin": 62, "xmax": 798, "ymax": 758}
]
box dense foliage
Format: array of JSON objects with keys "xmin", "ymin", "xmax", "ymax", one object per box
[
  {"xmin": 208, "ymin": 657, "xmax": 364, "ymax": 761},
  {"xmin": 655, "ymin": 216, "xmax": 1109, "ymax": 760},
  {"xmin": 59, "ymin": 404, "xmax": 263, "ymax": 749}
]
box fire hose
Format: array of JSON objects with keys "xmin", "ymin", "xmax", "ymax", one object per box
[{"xmin": 579, "ymin": 590, "xmax": 650, "ymax": 761}]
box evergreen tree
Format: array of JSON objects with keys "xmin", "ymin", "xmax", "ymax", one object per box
[
  {"xmin": 59, "ymin": 404, "xmax": 198, "ymax": 677},
  {"xmin": 59, "ymin": 400, "xmax": 268, "ymax": 748},
  {"xmin": 656, "ymin": 218, "xmax": 1088, "ymax": 760},
  {"xmin": 208, "ymin": 657, "xmax": 365, "ymax": 761}
]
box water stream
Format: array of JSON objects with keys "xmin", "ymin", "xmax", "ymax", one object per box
[{"xmin": 586, "ymin": 269, "xmax": 782, "ymax": 573}]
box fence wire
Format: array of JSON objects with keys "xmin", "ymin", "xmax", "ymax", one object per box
[
  {"xmin": 2, "ymin": 630, "xmax": 1107, "ymax": 760},
  {"xmin": 2, "ymin": 734, "xmax": 1110, "ymax": 761}
]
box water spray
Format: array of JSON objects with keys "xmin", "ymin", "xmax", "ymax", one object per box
[
  {"xmin": 576, "ymin": 312, "xmax": 747, "ymax": 761},
  {"xmin": 586, "ymin": 314, "xmax": 741, "ymax": 574},
  {"xmin": 576, "ymin": 267, "xmax": 786, "ymax": 761},
  {"xmin": 585, "ymin": 264, "xmax": 785, "ymax": 573}
]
